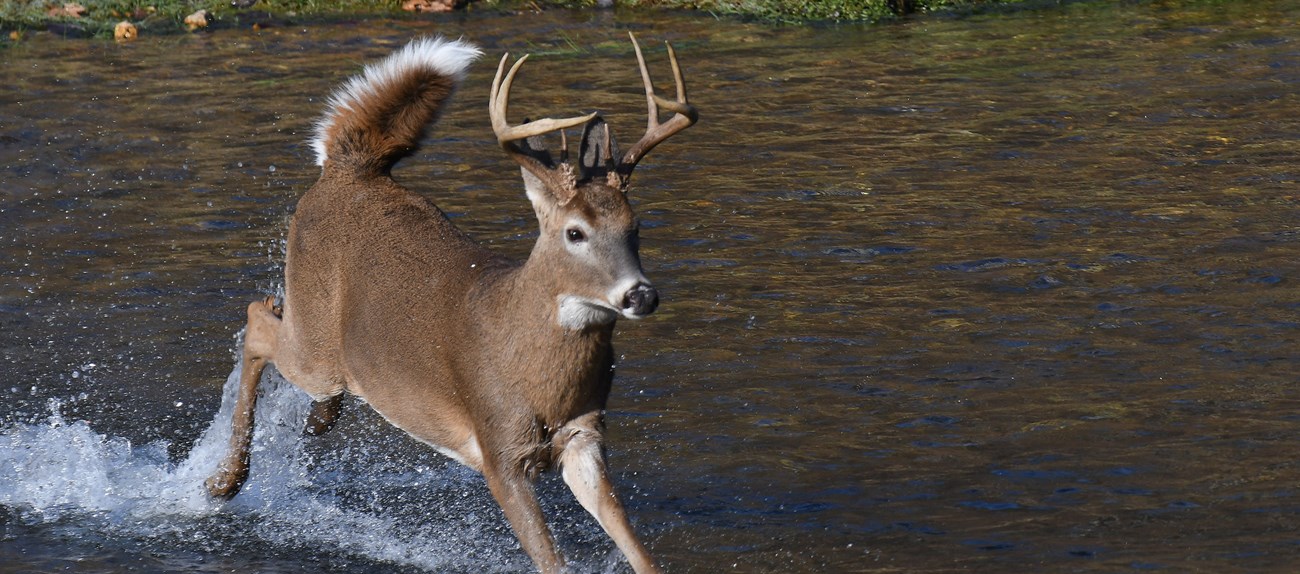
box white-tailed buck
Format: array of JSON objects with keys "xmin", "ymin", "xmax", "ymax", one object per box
[{"xmin": 202, "ymin": 33, "xmax": 696, "ymax": 574}]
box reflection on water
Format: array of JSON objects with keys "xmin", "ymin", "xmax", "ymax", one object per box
[{"xmin": 2, "ymin": 1, "xmax": 1300, "ymax": 571}]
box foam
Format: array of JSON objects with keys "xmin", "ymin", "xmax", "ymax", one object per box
[{"xmin": 0, "ymin": 356, "xmax": 536, "ymax": 571}]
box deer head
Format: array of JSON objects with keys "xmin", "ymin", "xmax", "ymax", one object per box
[{"xmin": 489, "ymin": 33, "xmax": 698, "ymax": 330}]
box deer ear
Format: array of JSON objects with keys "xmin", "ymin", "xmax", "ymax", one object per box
[
  {"xmin": 578, "ymin": 116, "xmax": 619, "ymax": 184},
  {"xmin": 518, "ymin": 134, "xmax": 554, "ymax": 209},
  {"xmin": 519, "ymin": 128, "xmax": 556, "ymax": 168},
  {"xmin": 517, "ymin": 131, "xmax": 577, "ymax": 208}
]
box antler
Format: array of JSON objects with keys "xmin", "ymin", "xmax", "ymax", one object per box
[
  {"xmin": 616, "ymin": 32, "xmax": 699, "ymax": 186},
  {"xmin": 490, "ymin": 53, "xmax": 597, "ymax": 196},
  {"xmin": 489, "ymin": 35, "xmax": 698, "ymax": 194},
  {"xmin": 490, "ymin": 54, "xmax": 597, "ymax": 144}
]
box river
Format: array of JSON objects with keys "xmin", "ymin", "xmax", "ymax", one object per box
[{"xmin": 2, "ymin": 1, "xmax": 1299, "ymax": 571}]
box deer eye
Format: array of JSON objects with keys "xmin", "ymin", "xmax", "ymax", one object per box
[{"xmin": 565, "ymin": 228, "xmax": 587, "ymax": 243}]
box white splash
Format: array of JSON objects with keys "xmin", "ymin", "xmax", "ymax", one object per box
[
  {"xmin": 0, "ymin": 356, "xmax": 543, "ymax": 572},
  {"xmin": 0, "ymin": 372, "xmax": 246, "ymax": 522}
]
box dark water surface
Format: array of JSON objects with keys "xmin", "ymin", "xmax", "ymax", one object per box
[{"xmin": 3, "ymin": 1, "xmax": 1300, "ymax": 572}]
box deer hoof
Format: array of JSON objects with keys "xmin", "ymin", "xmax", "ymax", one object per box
[{"xmin": 204, "ymin": 471, "xmax": 245, "ymax": 500}]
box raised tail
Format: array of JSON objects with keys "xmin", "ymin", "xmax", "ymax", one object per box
[{"xmin": 310, "ymin": 37, "xmax": 482, "ymax": 174}]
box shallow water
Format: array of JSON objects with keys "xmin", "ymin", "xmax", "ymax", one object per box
[{"xmin": 2, "ymin": 1, "xmax": 1300, "ymax": 572}]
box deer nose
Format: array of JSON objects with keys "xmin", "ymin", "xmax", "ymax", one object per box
[{"xmin": 622, "ymin": 284, "xmax": 659, "ymax": 317}]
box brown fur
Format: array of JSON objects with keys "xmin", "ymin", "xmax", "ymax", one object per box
[
  {"xmin": 200, "ymin": 37, "xmax": 693, "ymax": 574},
  {"xmin": 323, "ymin": 73, "xmax": 457, "ymax": 175}
]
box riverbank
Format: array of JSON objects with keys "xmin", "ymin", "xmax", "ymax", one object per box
[{"xmin": 1, "ymin": 0, "xmax": 1026, "ymax": 38}]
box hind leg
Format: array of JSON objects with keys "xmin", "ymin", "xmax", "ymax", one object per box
[
  {"xmin": 304, "ymin": 394, "xmax": 344, "ymax": 436},
  {"xmin": 205, "ymin": 296, "xmax": 281, "ymax": 499}
]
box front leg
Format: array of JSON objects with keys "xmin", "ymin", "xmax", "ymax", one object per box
[
  {"xmin": 482, "ymin": 454, "xmax": 566, "ymax": 574},
  {"xmin": 557, "ymin": 414, "xmax": 661, "ymax": 574}
]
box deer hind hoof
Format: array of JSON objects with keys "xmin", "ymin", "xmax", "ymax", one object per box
[{"xmin": 204, "ymin": 472, "xmax": 245, "ymax": 500}]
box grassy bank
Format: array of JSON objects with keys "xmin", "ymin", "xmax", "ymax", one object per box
[
  {"xmin": 595, "ymin": 0, "xmax": 1029, "ymax": 24},
  {"xmin": 0, "ymin": 0, "xmax": 1024, "ymax": 38},
  {"xmin": 1, "ymin": 0, "xmax": 405, "ymax": 38}
]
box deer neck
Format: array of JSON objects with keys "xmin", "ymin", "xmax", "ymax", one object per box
[
  {"xmin": 466, "ymin": 249, "xmax": 615, "ymax": 423},
  {"xmin": 508, "ymin": 246, "xmax": 617, "ymax": 338}
]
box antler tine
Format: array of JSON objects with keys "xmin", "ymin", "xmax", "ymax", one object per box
[
  {"xmin": 667, "ymin": 42, "xmax": 689, "ymax": 107},
  {"xmin": 619, "ymin": 32, "xmax": 699, "ymax": 184},
  {"xmin": 631, "ymin": 35, "xmax": 659, "ymax": 133},
  {"xmin": 490, "ymin": 52, "xmax": 597, "ymax": 146}
]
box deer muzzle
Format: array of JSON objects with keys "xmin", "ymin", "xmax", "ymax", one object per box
[{"xmin": 622, "ymin": 283, "xmax": 659, "ymax": 318}]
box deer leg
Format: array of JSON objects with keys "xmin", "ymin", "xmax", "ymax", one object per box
[
  {"xmin": 558, "ymin": 421, "xmax": 661, "ymax": 574},
  {"xmin": 483, "ymin": 457, "xmax": 566, "ymax": 574},
  {"xmin": 205, "ymin": 296, "xmax": 281, "ymax": 499},
  {"xmin": 303, "ymin": 394, "xmax": 344, "ymax": 436}
]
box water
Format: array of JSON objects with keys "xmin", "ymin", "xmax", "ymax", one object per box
[{"xmin": 2, "ymin": 1, "xmax": 1300, "ymax": 571}]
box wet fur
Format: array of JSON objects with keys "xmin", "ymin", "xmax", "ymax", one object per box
[{"xmin": 204, "ymin": 36, "xmax": 663, "ymax": 574}]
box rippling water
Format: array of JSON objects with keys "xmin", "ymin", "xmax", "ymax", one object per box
[{"xmin": 2, "ymin": 1, "xmax": 1299, "ymax": 572}]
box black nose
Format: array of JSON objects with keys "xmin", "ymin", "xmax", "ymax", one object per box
[{"xmin": 622, "ymin": 284, "xmax": 659, "ymax": 316}]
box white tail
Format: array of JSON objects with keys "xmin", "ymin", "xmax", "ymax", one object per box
[{"xmin": 202, "ymin": 33, "xmax": 697, "ymax": 574}]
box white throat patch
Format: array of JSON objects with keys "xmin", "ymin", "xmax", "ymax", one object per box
[{"xmin": 557, "ymin": 295, "xmax": 618, "ymax": 330}]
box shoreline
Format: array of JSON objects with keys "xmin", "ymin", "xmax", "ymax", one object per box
[{"xmin": 2, "ymin": 0, "xmax": 1032, "ymax": 40}]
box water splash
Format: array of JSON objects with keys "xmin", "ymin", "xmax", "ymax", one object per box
[
  {"xmin": 0, "ymin": 386, "xmax": 231, "ymax": 523},
  {"xmin": 0, "ymin": 356, "xmax": 552, "ymax": 572}
]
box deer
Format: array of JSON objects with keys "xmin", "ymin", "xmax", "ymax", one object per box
[{"xmin": 200, "ymin": 32, "xmax": 697, "ymax": 574}]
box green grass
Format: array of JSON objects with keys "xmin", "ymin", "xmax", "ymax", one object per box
[
  {"xmin": 0, "ymin": 0, "xmax": 1029, "ymax": 38},
  {"xmin": 516, "ymin": 0, "xmax": 1032, "ymax": 23},
  {"xmin": 0, "ymin": 0, "xmax": 406, "ymax": 37}
]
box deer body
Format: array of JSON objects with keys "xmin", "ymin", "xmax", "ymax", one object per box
[{"xmin": 202, "ymin": 35, "xmax": 695, "ymax": 574}]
